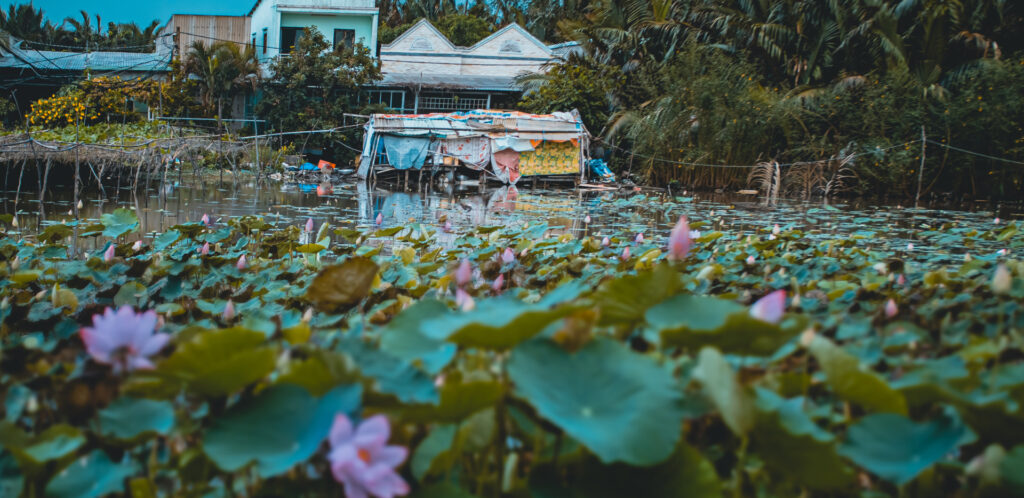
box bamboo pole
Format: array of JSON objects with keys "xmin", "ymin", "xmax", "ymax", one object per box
[{"xmin": 915, "ymin": 126, "xmax": 926, "ymax": 208}]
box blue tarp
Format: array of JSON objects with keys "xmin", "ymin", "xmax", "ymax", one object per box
[
  {"xmin": 299, "ymin": 162, "xmax": 319, "ymax": 171},
  {"xmin": 589, "ymin": 159, "xmax": 615, "ymax": 182},
  {"xmin": 381, "ymin": 136, "xmax": 431, "ymax": 170}
]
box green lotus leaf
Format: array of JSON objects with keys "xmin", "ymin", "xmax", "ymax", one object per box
[
  {"xmin": 100, "ymin": 208, "xmax": 139, "ymax": 238},
  {"xmin": 807, "ymin": 336, "xmax": 907, "ymax": 415},
  {"xmin": 154, "ymin": 327, "xmax": 276, "ymax": 397},
  {"xmin": 45, "ymin": 450, "xmax": 136, "ymax": 498},
  {"xmin": 203, "ymin": 384, "xmax": 361, "ymax": 477},
  {"xmin": 378, "ymin": 299, "xmax": 457, "ymax": 375},
  {"xmin": 508, "ymin": 338, "xmax": 684, "ymax": 466},
  {"xmin": 693, "ymin": 347, "xmax": 754, "ymax": 436},
  {"xmin": 839, "ymin": 410, "xmax": 972, "ymax": 485},
  {"xmin": 96, "ymin": 397, "xmax": 175, "ymax": 441},
  {"xmin": 648, "ymin": 295, "xmax": 794, "ymax": 355},
  {"xmin": 419, "ymin": 294, "xmax": 577, "ymax": 350},
  {"xmin": 305, "ymin": 257, "xmax": 379, "ymax": 311}
]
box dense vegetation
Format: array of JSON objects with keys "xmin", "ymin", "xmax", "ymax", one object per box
[
  {"xmin": 518, "ymin": 0, "xmax": 1024, "ymax": 199},
  {"xmin": 0, "ymin": 4, "xmax": 162, "ymax": 52},
  {"xmin": 0, "ymin": 196, "xmax": 1022, "ymax": 496}
]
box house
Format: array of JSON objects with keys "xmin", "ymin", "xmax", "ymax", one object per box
[
  {"xmin": 366, "ymin": 20, "xmax": 578, "ymax": 114},
  {"xmin": 358, "ymin": 109, "xmax": 590, "ymax": 185},
  {"xmin": 248, "ymin": 0, "xmax": 379, "ymax": 62},
  {"xmin": 162, "ymin": 15, "xmax": 252, "ymax": 56},
  {"xmin": 0, "ymin": 35, "xmax": 174, "ymax": 113}
]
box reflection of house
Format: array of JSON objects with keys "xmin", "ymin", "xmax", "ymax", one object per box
[
  {"xmin": 366, "ymin": 20, "xmax": 577, "ymax": 114},
  {"xmin": 248, "ymin": 0, "xmax": 379, "ymax": 62}
]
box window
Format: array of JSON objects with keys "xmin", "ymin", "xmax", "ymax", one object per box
[
  {"xmin": 499, "ymin": 40, "xmax": 522, "ymax": 54},
  {"xmin": 251, "ymin": 34, "xmax": 256, "ymax": 48},
  {"xmin": 262, "ymin": 29, "xmax": 267, "ymax": 54},
  {"xmin": 280, "ymin": 27, "xmax": 304, "ymax": 54},
  {"xmin": 333, "ymin": 29, "xmax": 355, "ymax": 49},
  {"xmin": 365, "ymin": 90, "xmax": 406, "ymax": 112}
]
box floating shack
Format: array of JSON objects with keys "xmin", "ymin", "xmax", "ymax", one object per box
[{"xmin": 357, "ymin": 110, "xmax": 590, "ymax": 186}]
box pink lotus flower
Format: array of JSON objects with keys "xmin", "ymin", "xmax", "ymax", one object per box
[
  {"xmin": 236, "ymin": 254, "xmax": 247, "ymax": 270},
  {"xmin": 455, "ymin": 260, "xmax": 472, "ymax": 287},
  {"xmin": 750, "ymin": 290, "xmax": 786, "ymax": 324},
  {"xmin": 520, "ymin": 248, "xmax": 528, "ymax": 258},
  {"xmin": 132, "ymin": 240, "xmax": 143, "ymax": 252},
  {"xmin": 305, "ymin": 218, "xmax": 314, "ymax": 233},
  {"xmin": 201, "ymin": 214, "xmax": 211, "ymax": 227},
  {"xmin": 906, "ymin": 243, "xmax": 914, "ymax": 251},
  {"xmin": 621, "ymin": 246, "xmax": 630, "ymax": 260},
  {"xmin": 200, "ymin": 242, "xmax": 210, "ymax": 256},
  {"xmin": 667, "ymin": 216, "xmax": 691, "ymax": 261},
  {"xmin": 746, "ymin": 255, "xmax": 756, "ymax": 265},
  {"xmin": 635, "ymin": 233, "xmax": 644, "ymax": 244},
  {"xmin": 442, "ymin": 220, "xmax": 452, "ymax": 233},
  {"xmin": 601, "ymin": 236, "xmax": 610, "ymax": 247},
  {"xmin": 501, "ymin": 248, "xmax": 515, "ymax": 265},
  {"xmin": 328, "ymin": 414, "xmax": 410, "ymax": 498},
  {"xmin": 584, "ymin": 215, "xmax": 591, "ymax": 224},
  {"xmin": 375, "ymin": 213, "xmax": 383, "ymax": 226},
  {"xmin": 80, "ymin": 306, "xmax": 169, "ymax": 373},
  {"xmin": 772, "ymin": 224, "xmax": 781, "ymax": 235},
  {"xmin": 103, "ymin": 244, "xmax": 116, "ymax": 262},
  {"xmin": 994, "ymin": 217, "xmax": 1001, "ymax": 224},
  {"xmin": 223, "ymin": 300, "xmax": 235, "ymax": 320},
  {"xmin": 455, "ymin": 288, "xmax": 475, "ymax": 311},
  {"xmin": 897, "ymin": 274, "xmax": 906, "ymax": 285},
  {"xmin": 884, "ymin": 299, "xmax": 898, "ymax": 318},
  {"xmin": 492, "ymin": 274, "xmax": 504, "ymax": 293}
]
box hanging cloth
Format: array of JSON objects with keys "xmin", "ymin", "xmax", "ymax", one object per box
[
  {"xmin": 439, "ymin": 137, "xmax": 490, "ymax": 170},
  {"xmin": 381, "ymin": 136, "xmax": 431, "ymax": 170},
  {"xmin": 490, "ymin": 148, "xmax": 522, "ymax": 185}
]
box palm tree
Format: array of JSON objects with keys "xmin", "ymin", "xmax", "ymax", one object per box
[
  {"xmin": 1, "ymin": 3, "xmax": 58, "ymax": 45},
  {"xmin": 184, "ymin": 41, "xmax": 261, "ymax": 126},
  {"xmin": 61, "ymin": 10, "xmax": 104, "ymax": 49}
]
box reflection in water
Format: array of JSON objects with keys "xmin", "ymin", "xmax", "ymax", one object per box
[{"xmin": 0, "ymin": 175, "xmax": 1011, "ymax": 263}]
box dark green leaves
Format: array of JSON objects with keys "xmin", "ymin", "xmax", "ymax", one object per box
[
  {"xmin": 806, "ymin": 336, "xmax": 908, "ymax": 415},
  {"xmin": 45, "ymin": 450, "xmax": 136, "ymax": 498},
  {"xmin": 96, "ymin": 398, "xmax": 174, "ymax": 440},
  {"xmin": 154, "ymin": 327, "xmax": 276, "ymax": 397},
  {"xmin": 99, "ymin": 208, "xmax": 139, "ymax": 238},
  {"xmin": 839, "ymin": 410, "xmax": 972, "ymax": 484},
  {"xmin": 508, "ymin": 338, "xmax": 684, "ymax": 466},
  {"xmin": 649, "ymin": 295, "xmax": 794, "ymax": 355},
  {"xmin": 203, "ymin": 384, "xmax": 361, "ymax": 476},
  {"xmin": 420, "ymin": 295, "xmax": 577, "ymax": 350}
]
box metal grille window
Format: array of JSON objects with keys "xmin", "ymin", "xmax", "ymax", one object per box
[
  {"xmin": 419, "ymin": 96, "xmax": 488, "ymax": 111},
  {"xmin": 365, "ymin": 90, "xmax": 407, "ymax": 112}
]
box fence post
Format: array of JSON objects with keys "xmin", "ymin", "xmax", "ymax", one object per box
[{"xmin": 915, "ymin": 126, "xmax": 926, "ymax": 207}]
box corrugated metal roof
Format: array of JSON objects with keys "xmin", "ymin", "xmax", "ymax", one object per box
[
  {"xmin": 368, "ymin": 110, "xmax": 584, "ymax": 139},
  {"xmin": 378, "ymin": 72, "xmax": 520, "ymax": 92},
  {"xmin": 0, "ymin": 41, "xmax": 172, "ymax": 73}
]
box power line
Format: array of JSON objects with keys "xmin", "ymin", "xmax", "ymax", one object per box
[{"xmin": 926, "ymin": 139, "xmax": 1024, "ymax": 166}]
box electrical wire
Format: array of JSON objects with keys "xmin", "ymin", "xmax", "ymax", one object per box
[{"xmin": 925, "ymin": 139, "xmax": 1024, "ymax": 166}]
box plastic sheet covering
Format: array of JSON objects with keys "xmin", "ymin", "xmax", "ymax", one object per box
[
  {"xmin": 381, "ymin": 136, "xmax": 431, "ymax": 170},
  {"xmin": 491, "ymin": 136, "xmax": 535, "ymax": 152},
  {"xmin": 518, "ymin": 141, "xmax": 580, "ymax": 176},
  {"xmin": 491, "ymin": 148, "xmax": 522, "ymax": 185},
  {"xmin": 438, "ymin": 138, "xmax": 490, "ymax": 170}
]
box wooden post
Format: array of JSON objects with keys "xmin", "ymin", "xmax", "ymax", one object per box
[
  {"xmin": 915, "ymin": 126, "xmax": 926, "ymax": 207},
  {"xmin": 74, "ymin": 115, "xmax": 80, "ymax": 219}
]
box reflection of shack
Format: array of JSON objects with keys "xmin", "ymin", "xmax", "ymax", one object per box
[{"xmin": 357, "ymin": 110, "xmax": 589, "ymax": 186}]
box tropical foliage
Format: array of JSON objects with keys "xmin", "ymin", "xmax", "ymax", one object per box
[
  {"xmin": 0, "ymin": 195, "xmax": 1022, "ymax": 496},
  {"xmin": 1, "ymin": 4, "xmax": 162, "ymax": 52},
  {"xmin": 182, "ymin": 42, "xmax": 260, "ymax": 127},
  {"xmin": 255, "ymin": 28, "xmax": 381, "ymax": 157},
  {"xmin": 520, "ymin": 0, "xmax": 1024, "ymax": 199}
]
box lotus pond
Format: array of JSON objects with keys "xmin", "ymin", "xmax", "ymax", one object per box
[{"xmin": 1, "ymin": 180, "xmax": 1023, "ymax": 497}]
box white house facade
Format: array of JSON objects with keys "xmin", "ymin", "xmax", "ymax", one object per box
[
  {"xmin": 366, "ymin": 19, "xmax": 578, "ymax": 114},
  {"xmin": 248, "ymin": 0, "xmax": 379, "ymax": 62}
]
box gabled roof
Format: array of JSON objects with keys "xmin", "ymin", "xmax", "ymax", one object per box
[
  {"xmin": 381, "ymin": 19, "xmax": 552, "ymax": 56},
  {"xmin": 466, "ymin": 23, "xmax": 551, "ymax": 55},
  {"xmin": 383, "ymin": 18, "xmax": 459, "ymax": 52}
]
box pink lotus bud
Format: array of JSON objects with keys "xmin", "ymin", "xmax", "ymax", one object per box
[
  {"xmin": 375, "ymin": 213, "xmax": 383, "ymax": 226},
  {"xmin": 993, "ymin": 264, "xmax": 1011, "ymax": 294},
  {"xmin": 897, "ymin": 274, "xmax": 906, "ymax": 285},
  {"xmin": 746, "ymin": 255, "xmax": 756, "ymax": 264},
  {"xmin": 443, "ymin": 220, "xmax": 452, "ymax": 233},
  {"xmin": 635, "ymin": 233, "xmax": 644, "ymax": 244},
  {"xmin": 501, "ymin": 248, "xmax": 515, "ymax": 265},
  {"xmin": 994, "ymin": 217, "xmax": 1001, "ymax": 224},
  {"xmin": 455, "ymin": 288, "xmax": 475, "ymax": 311},
  {"xmin": 132, "ymin": 240, "xmax": 142, "ymax": 252},
  {"xmin": 750, "ymin": 290, "xmax": 786, "ymax": 324},
  {"xmin": 772, "ymin": 224, "xmax": 781, "ymax": 235},
  {"xmin": 200, "ymin": 242, "xmax": 210, "ymax": 256},
  {"xmin": 434, "ymin": 374, "xmax": 446, "ymax": 387},
  {"xmin": 455, "ymin": 259, "xmax": 472, "ymax": 287},
  {"xmin": 884, "ymin": 299, "xmax": 898, "ymax": 318},
  {"xmin": 223, "ymin": 299, "xmax": 235, "ymax": 320},
  {"xmin": 103, "ymin": 244, "xmax": 115, "ymax": 262},
  {"xmin": 584, "ymin": 215, "xmax": 591, "ymax": 224},
  {"xmin": 302, "ymin": 307, "xmax": 314, "ymax": 322},
  {"xmin": 520, "ymin": 248, "xmax": 528, "ymax": 258},
  {"xmin": 998, "ymin": 248, "xmax": 1008, "ymax": 256},
  {"xmin": 621, "ymin": 246, "xmax": 630, "ymax": 260},
  {"xmin": 601, "ymin": 236, "xmax": 610, "ymax": 247},
  {"xmin": 236, "ymin": 254, "xmax": 247, "ymax": 270},
  {"xmin": 906, "ymin": 243, "xmax": 914, "ymax": 251},
  {"xmin": 305, "ymin": 218, "xmax": 314, "ymax": 232},
  {"xmin": 492, "ymin": 274, "xmax": 504, "ymax": 293},
  {"xmin": 201, "ymin": 214, "xmax": 211, "ymax": 227},
  {"xmin": 768, "ymin": 234, "xmax": 776, "ymax": 240},
  {"xmin": 667, "ymin": 216, "xmax": 691, "ymax": 261}
]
